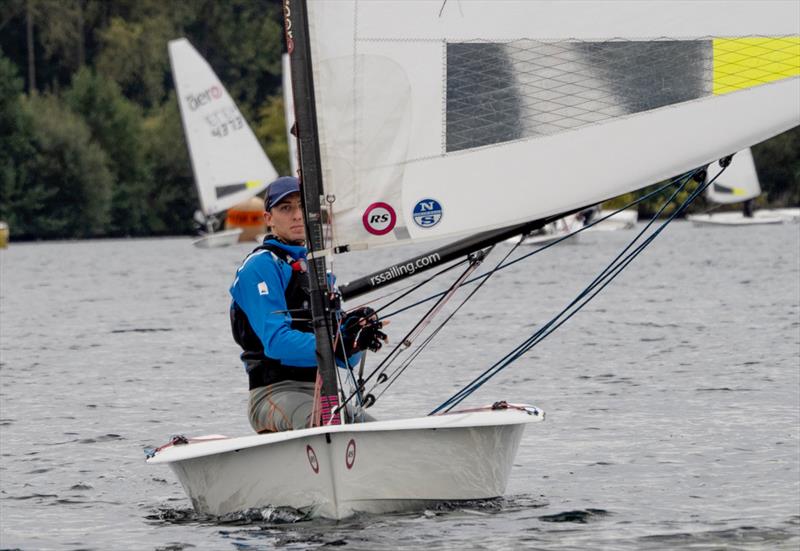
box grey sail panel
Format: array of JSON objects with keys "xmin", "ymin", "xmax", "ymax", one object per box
[{"xmin": 446, "ymin": 40, "xmax": 712, "ymax": 152}]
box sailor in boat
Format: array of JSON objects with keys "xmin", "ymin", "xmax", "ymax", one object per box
[{"xmin": 229, "ymin": 176, "xmax": 387, "ymax": 433}]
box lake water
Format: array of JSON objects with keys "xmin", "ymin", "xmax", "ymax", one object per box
[{"xmin": 1, "ymin": 221, "xmax": 798, "ymax": 550}]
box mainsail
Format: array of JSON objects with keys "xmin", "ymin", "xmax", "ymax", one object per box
[
  {"xmin": 298, "ymin": 0, "xmax": 799, "ymax": 251},
  {"xmin": 706, "ymin": 148, "xmax": 762, "ymax": 204},
  {"xmin": 168, "ymin": 38, "xmax": 277, "ymax": 218}
]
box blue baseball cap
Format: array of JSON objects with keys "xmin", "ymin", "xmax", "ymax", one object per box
[{"xmin": 264, "ymin": 176, "xmax": 300, "ymax": 210}]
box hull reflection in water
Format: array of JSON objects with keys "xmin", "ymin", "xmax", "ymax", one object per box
[{"xmin": 147, "ymin": 406, "xmax": 543, "ymax": 519}]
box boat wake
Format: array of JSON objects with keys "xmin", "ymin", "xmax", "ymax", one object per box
[
  {"xmin": 146, "ymin": 495, "xmax": 548, "ymax": 527},
  {"xmin": 146, "ymin": 505, "xmax": 309, "ymax": 525},
  {"xmin": 539, "ymin": 508, "xmax": 611, "ymax": 523}
]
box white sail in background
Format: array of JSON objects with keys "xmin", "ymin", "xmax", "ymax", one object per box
[
  {"xmin": 168, "ymin": 38, "xmax": 277, "ymax": 218},
  {"xmin": 299, "ymin": 0, "xmax": 800, "ymax": 250},
  {"xmin": 282, "ymin": 54, "xmax": 299, "ymax": 177},
  {"xmin": 706, "ymin": 148, "xmax": 761, "ymax": 204}
]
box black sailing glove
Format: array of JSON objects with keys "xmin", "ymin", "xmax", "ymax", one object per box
[{"xmin": 338, "ymin": 307, "xmax": 388, "ymax": 358}]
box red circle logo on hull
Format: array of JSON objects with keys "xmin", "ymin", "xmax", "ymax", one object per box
[
  {"xmin": 345, "ymin": 439, "xmax": 356, "ymax": 469},
  {"xmin": 306, "ymin": 444, "xmax": 319, "ymax": 474}
]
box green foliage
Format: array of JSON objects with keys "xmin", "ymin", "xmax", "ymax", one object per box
[
  {"xmin": 256, "ymin": 94, "xmax": 291, "ymax": 176},
  {"xmin": 753, "ymin": 126, "xmax": 800, "ymax": 206},
  {"xmin": 64, "ymin": 67, "xmax": 154, "ymax": 235},
  {"xmin": 142, "ymin": 92, "xmax": 197, "ymax": 235},
  {"xmin": 16, "ymin": 94, "xmax": 113, "ymax": 238},
  {"xmin": 602, "ymin": 175, "xmax": 704, "ymax": 219},
  {"xmin": 95, "ymin": 14, "xmax": 174, "ymax": 108},
  {"xmin": 178, "ymin": 0, "xmax": 283, "ymax": 121},
  {"xmin": 33, "ymin": 0, "xmax": 87, "ymax": 84},
  {"xmin": 0, "ymin": 52, "xmax": 37, "ymax": 233},
  {"xmin": 603, "ymin": 129, "xmax": 800, "ymax": 217}
]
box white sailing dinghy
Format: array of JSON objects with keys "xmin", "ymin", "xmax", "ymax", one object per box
[
  {"xmin": 756, "ymin": 207, "xmax": 800, "ymax": 222},
  {"xmin": 506, "ymin": 214, "xmax": 582, "ymax": 246},
  {"xmin": 687, "ymin": 148, "xmax": 784, "ymax": 226},
  {"xmin": 586, "ymin": 209, "xmax": 639, "ymax": 232},
  {"xmin": 168, "ymin": 38, "xmax": 278, "ymax": 248},
  {"xmin": 149, "ymin": 1, "xmax": 800, "ymax": 519}
]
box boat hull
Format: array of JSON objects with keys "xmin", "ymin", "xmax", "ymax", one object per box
[
  {"xmin": 687, "ymin": 212, "xmax": 784, "ymax": 226},
  {"xmin": 149, "ymin": 407, "xmax": 542, "ymax": 519},
  {"xmin": 192, "ymin": 228, "xmax": 244, "ymax": 248},
  {"xmin": 756, "ymin": 208, "xmax": 800, "ymax": 223},
  {"xmin": 587, "ymin": 210, "xmax": 638, "ymax": 232}
]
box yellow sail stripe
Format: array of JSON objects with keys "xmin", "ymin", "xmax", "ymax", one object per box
[{"xmin": 713, "ymin": 37, "xmax": 800, "ymax": 95}]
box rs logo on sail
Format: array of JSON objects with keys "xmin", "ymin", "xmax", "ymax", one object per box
[{"xmin": 362, "ymin": 202, "xmax": 397, "ymax": 236}]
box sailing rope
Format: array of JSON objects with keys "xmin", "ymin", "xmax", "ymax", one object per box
[
  {"xmin": 379, "ymin": 173, "xmax": 702, "ymax": 322},
  {"xmin": 330, "ymin": 163, "xmax": 725, "ymax": 416},
  {"xmin": 332, "ymin": 251, "xmax": 496, "ymax": 417},
  {"xmin": 370, "ymin": 241, "xmax": 524, "ymax": 402},
  {"xmin": 431, "ymin": 162, "xmax": 728, "ymax": 414},
  {"xmin": 334, "ymin": 168, "xmax": 711, "ymax": 414},
  {"xmin": 362, "ymin": 249, "xmax": 490, "ymax": 401}
]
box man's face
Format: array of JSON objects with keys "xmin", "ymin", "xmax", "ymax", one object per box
[{"xmin": 265, "ymin": 192, "xmax": 305, "ymax": 244}]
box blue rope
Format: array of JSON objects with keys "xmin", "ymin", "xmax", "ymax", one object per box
[
  {"xmin": 380, "ymin": 173, "xmax": 694, "ymax": 322},
  {"xmin": 431, "ymin": 166, "xmax": 719, "ymax": 414}
]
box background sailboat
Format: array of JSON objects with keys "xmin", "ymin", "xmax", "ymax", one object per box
[
  {"xmin": 168, "ymin": 38, "xmax": 277, "ymax": 248},
  {"xmin": 583, "ymin": 207, "xmax": 639, "ymax": 232},
  {"xmin": 688, "ymin": 148, "xmax": 785, "ymax": 226},
  {"xmin": 149, "ymin": 1, "xmax": 800, "ymax": 519},
  {"xmin": 506, "ymin": 214, "xmax": 583, "ymax": 246}
]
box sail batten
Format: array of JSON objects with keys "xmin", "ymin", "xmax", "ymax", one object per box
[{"xmin": 302, "ymin": 1, "xmax": 799, "ymax": 251}]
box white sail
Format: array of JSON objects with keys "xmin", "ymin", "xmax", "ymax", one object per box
[
  {"xmin": 298, "ymin": 0, "xmax": 800, "ymax": 250},
  {"xmin": 282, "ymin": 54, "xmax": 299, "ymax": 177},
  {"xmin": 706, "ymin": 148, "xmax": 761, "ymax": 204},
  {"xmin": 168, "ymin": 38, "xmax": 277, "ymax": 217}
]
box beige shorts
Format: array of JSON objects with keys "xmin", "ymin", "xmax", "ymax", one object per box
[{"xmin": 248, "ymin": 380, "xmax": 374, "ymax": 433}]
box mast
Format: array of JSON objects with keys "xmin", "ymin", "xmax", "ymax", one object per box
[{"xmin": 283, "ymin": 0, "xmax": 341, "ymax": 425}]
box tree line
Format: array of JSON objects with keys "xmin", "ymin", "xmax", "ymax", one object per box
[
  {"xmin": 1, "ymin": 0, "xmax": 288, "ymax": 239},
  {"xmin": 0, "ymin": 0, "xmax": 797, "ymax": 240}
]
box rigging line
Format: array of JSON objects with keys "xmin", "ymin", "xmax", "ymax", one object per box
[
  {"xmin": 372, "ymin": 240, "xmax": 522, "ymax": 401},
  {"xmin": 372, "ymin": 258, "xmax": 471, "ymax": 316},
  {"xmin": 370, "ymin": 253, "xmax": 495, "ymax": 398},
  {"xmin": 434, "ymin": 165, "xmax": 712, "ymax": 411},
  {"xmin": 339, "ymin": 257, "xmax": 470, "ymax": 315},
  {"xmin": 372, "ymin": 240, "xmax": 522, "ymax": 399},
  {"xmin": 331, "ymin": 254, "xmax": 487, "ymax": 416},
  {"xmin": 433, "ymin": 165, "xmax": 722, "ymax": 413},
  {"xmin": 331, "ymin": 311, "xmax": 367, "ymax": 411},
  {"xmin": 433, "ymin": 171, "xmax": 702, "ymax": 412},
  {"xmin": 356, "ymin": 256, "xmax": 482, "ymax": 403},
  {"xmin": 381, "ymin": 173, "xmax": 693, "ymax": 322},
  {"xmin": 433, "ymin": 176, "xmax": 693, "ymax": 412},
  {"xmin": 443, "ymin": 176, "xmax": 716, "ymax": 410}
]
